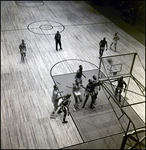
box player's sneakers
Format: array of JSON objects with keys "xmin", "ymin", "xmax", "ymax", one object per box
[
  {"xmin": 62, "ymin": 121, "xmax": 68, "ymax": 123},
  {"xmin": 50, "ymin": 112, "xmax": 56, "ymax": 119},
  {"xmin": 92, "ymin": 104, "xmax": 97, "ymax": 108},
  {"xmin": 57, "ymin": 110, "xmax": 62, "ymax": 114},
  {"xmin": 73, "ymin": 107, "xmax": 76, "ymax": 111}
]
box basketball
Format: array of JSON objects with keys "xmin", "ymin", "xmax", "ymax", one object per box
[{"xmin": 107, "ymin": 58, "xmax": 113, "ymax": 64}]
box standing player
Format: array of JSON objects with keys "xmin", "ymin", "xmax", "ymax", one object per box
[
  {"xmin": 19, "ymin": 39, "xmax": 27, "ymax": 61},
  {"xmin": 99, "ymin": 37, "xmax": 108, "ymax": 58},
  {"xmin": 57, "ymin": 94, "xmax": 71, "ymax": 123},
  {"xmin": 92, "ymin": 75, "xmax": 101, "ymax": 107},
  {"xmin": 50, "ymin": 85, "xmax": 62, "ymax": 118},
  {"xmin": 113, "ymin": 76, "xmax": 127, "ymax": 102},
  {"xmin": 54, "ymin": 31, "xmax": 62, "ymax": 51},
  {"xmin": 72, "ymin": 80, "xmax": 82, "ymax": 111},
  {"xmin": 82, "ymin": 79, "xmax": 95, "ymax": 109},
  {"xmin": 75, "ymin": 65, "xmax": 86, "ymax": 85},
  {"xmin": 110, "ymin": 32, "xmax": 120, "ymax": 51}
]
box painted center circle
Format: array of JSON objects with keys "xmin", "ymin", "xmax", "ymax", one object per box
[
  {"xmin": 39, "ymin": 24, "xmax": 53, "ymax": 30},
  {"xmin": 27, "ymin": 20, "xmax": 65, "ymax": 35}
]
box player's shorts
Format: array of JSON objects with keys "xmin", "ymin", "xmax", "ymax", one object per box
[{"xmin": 100, "ymin": 47, "xmax": 104, "ymax": 50}]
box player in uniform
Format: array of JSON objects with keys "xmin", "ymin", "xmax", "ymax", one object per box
[
  {"xmin": 57, "ymin": 94, "xmax": 71, "ymax": 123},
  {"xmin": 19, "ymin": 39, "xmax": 26, "ymax": 61},
  {"xmin": 72, "ymin": 80, "xmax": 82, "ymax": 111},
  {"xmin": 110, "ymin": 32, "xmax": 120, "ymax": 51},
  {"xmin": 82, "ymin": 79, "xmax": 95, "ymax": 109},
  {"xmin": 51, "ymin": 85, "xmax": 60, "ymax": 116},
  {"xmin": 114, "ymin": 76, "xmax": 127, "ymax": 102},
  {"xmin": 99, "ymin": 37, "xmax": 108, "ymax": 58},
  {"xmin": 92, "ymin": 75, "xmax": 101, "ymax": 107},
  {"xmin": 75, "ymin": 65, "xmax": 86, "ymax": 85}
]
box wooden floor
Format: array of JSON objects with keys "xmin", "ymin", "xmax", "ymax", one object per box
[{"xmin": 1, "ymin": 1, "xmax": 145, "ymax": 149}]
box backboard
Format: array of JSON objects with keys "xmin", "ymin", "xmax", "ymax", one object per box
[{"xmin": 98, "ymin": 53, "xmax": 137, "ymax": 81}]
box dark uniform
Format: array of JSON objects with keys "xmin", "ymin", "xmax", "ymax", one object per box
[
  {"xmin": 82, "ymin": 79, "xmax": 95, "ymax": 109},
  {"xmin": 54, "ymin": 31, "xmax": 62, "ymax": 51},
  {"xmin": 115, "ymin": 76, "xmax": 127, "ymax": 102},
  {"xmin": 57, "ymin": 94, "xmax": 71, "ymax": 123},
  {"xmin": 92, "ymin": 75, "xmax": 101, "ymax": 106},
  {"xmin": 99, "ymin": 37, "xmax": 108, "ymax": 57},
  {"xmin": 75, "ymin": 65, "xmax": 86, "ymax": 85}
]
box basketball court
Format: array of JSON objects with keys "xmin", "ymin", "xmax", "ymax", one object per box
[
  {"xmin": 50, "ymin": 56, "xmax": 145, "ymax": 149},
  {"xmin": 1, "ymin": 1, "xmax": 145, "ymax": 149}
]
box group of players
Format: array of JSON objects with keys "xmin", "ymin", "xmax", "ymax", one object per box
[
  {"xmin": 99, "ymin": 32, "xmax": 120, "ymax": 58},
  {"xmin": 50, "ymin": 64, "xmax": 127, "ymax": 124},
  {"xmin": 18, "ymin": 31, "xmax": 63, "ymax": 61},
  {"xmin": 73, "ymin": 65, "xmax": 101, "ymax": 110},
  {"xmin": 50, "ymin": 65, "xmax": 101, "ymax": 123},
  {"xmin": 19, "ymin": 31, "xmax": 120, "ymax": 61},
  {"xmin": 18, "ymin": 32, "xmax": 126, "ymax": 123}
]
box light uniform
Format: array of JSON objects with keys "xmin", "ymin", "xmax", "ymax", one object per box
[
  {"xmin": 112, "ymin": 35, "xmax": 119, "ymax": 44},
  {"xmin": 19, "ymin": 43, "xmax": 26, "ymax": 60}
]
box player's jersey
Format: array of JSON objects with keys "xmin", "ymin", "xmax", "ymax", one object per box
[
  {"xmin": 73, "ymin": 84, "xmax": 81, "ymax": 96},
  {"xmin": 62, "ymin": 98, "xmax": 70, "ymax": 106},
  {"xmin": 117, "ymin": 79, "xmax": 126, "ymax": 88},
  {"xmin": 75, "ymin": 70, "xmax": 82, "ymax": 78},
  {"xmin": 112, "ymin": 36, "xmax": 119, "ymax": 43},
  {"xmin": 100, "ymin": 40, "xmax": 107, "ymax": 48},
  {"xmin": 19, "ymin": 44, "xmax": 26, "ymax": 53},
  {"xmin": 52, "ymin": 89, "xmax": 59, "ymax": 102},
  {"xmin": 86, "ymin": 82, "xmax": 95, "ymax": 93},
  {"xmin": 55, "ymin": 33, "xmax": 61, "ymax": 40},
  {"xmin": 93, "ymin": 80, "xmax": 100, "ymax": 93}
]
